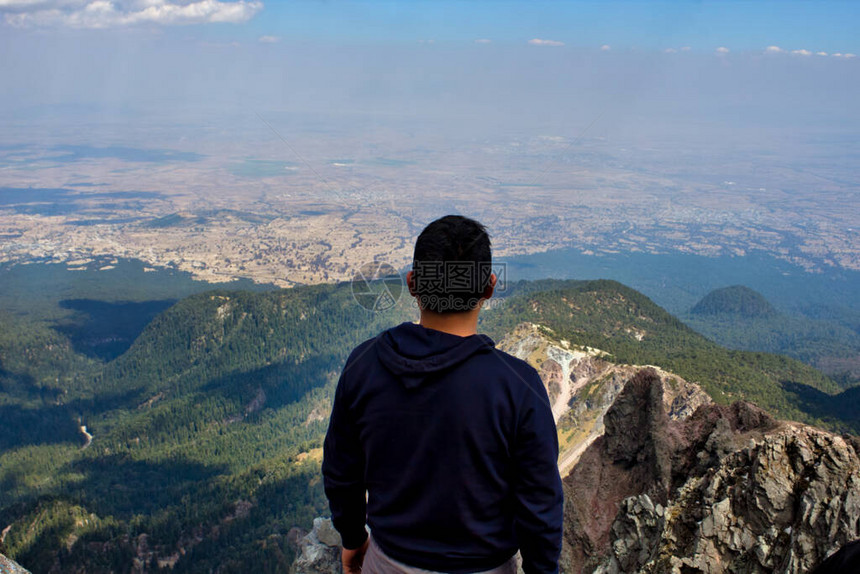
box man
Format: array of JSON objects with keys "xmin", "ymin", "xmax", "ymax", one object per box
[
  {"xmin": 322, "ymin": 215, "xmax": 563, "ymax": 574},
  {"xmin": 810, "ymin": 540, "xmax": 860, "ymax": 574}
]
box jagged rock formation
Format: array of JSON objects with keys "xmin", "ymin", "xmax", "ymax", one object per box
[
  {"xmin": 563, "ymin": 368, "xmax": 860, "ymax": 574},
  {"xmin": 0, "ymin": 553, "xmax": 31, "ymax": 574},
  {"xmin": 290, "ymin": 517, "xmax": 343, "ymax": 574},
  {"xmin": 498, "ymin": 322, "xmax": 610, "ymax": 421},
  {"xmin": 499, "ymin": 323, "xmax": 711, "ymax": 475}
]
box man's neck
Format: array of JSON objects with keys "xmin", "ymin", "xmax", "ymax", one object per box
[{"xmin": 418, "ymin": 309, "xmax": 480, "ymax": 337}]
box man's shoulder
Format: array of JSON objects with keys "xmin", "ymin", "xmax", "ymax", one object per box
[
  {"xmin": 344, "ymin": 335, "xmax": 381, "ymax": 368},
  {"xmin": 480, "ymin": 345, "xmax": 544, "ymax": 388},
  {"xmin": 485, "ymin": 345, "xmax": 533, "ymax": 369}
]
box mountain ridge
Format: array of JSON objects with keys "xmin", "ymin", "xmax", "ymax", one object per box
[
  {"xmin": 0, "ymin": 277, "xmax": 856, "ymax": 572},
  {"xmin": 683, "ymin": 286, "xmax": 860, "ymax": 387}
]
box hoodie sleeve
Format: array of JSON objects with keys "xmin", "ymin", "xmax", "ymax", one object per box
[
  {"xmin": 322, "ymin": 361, "xmax": 369, "ymax": 550},
  {"xmin": 512, "ymin": 370, "xmax": 564, "ymax": 574}
]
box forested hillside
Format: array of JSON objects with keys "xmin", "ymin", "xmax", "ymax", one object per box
[
  {"xmin": 0, "ymin": 283, "xmax": 405, "ymax": 572},
  {"xmin": 481, "ymin": 279, "xmax": 848, "ymax": 427},
  {"xmin": 0, "ymin": 278, "xmax": 855, "ymax": 572},
  {"xmin": 682, "ymin": 286, "xmax": 860, "ymax": 388},
  {"xmin": 690, "ymin": 285, "xmax": 777, "ymax": 317}
]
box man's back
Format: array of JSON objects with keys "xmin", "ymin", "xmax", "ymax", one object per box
[{"xmin": 323, "ymin": 321, "xmax": 563, "ymax": 573}]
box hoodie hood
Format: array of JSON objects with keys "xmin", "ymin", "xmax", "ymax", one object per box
[{"xmin": 377, "ymin": 322, "xmax": 495, "ymax": 389}]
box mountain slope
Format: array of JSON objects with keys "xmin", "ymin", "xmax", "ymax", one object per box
[
  {"xmin": 0, "ymin": 277, "xmax": 854, "ymax": 572},
  {"xmin": 497, "ymin": 322, "xmax": 712, "ymax": 476},
  {"xmin": 683, "ymin": 286, "xmax": 860, "ymax": 386},
  {"xmin": 482, "ymin": 279, "xmax": 845, "ymax": 429},
  {"xmin": 0, "ymin": 283, "xmax": 407, "ymax": 573}
]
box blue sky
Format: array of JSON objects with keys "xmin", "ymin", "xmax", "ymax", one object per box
[
  {"xmin": 0, "ymin": 1, "xmax": 858, "ymax": 55},
  {"xmin": 0, "ymin": 0, "xmax": 857, "ymax": 134},
  {"xmin": 245, "ymin": 1, "xmax": 859, "ymax": 53}
]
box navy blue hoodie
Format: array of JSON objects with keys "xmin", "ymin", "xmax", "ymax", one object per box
[{"xmin": 322, "ymin": 322, "xmax": 563, "ymax": 574}]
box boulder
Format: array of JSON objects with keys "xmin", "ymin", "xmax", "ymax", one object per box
[{"xmin": 290, "ymin": 518, "xmax": 343, "ymax": 574}]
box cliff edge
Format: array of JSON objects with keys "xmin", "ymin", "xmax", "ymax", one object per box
[{"xmin": 564, "ymin": 368, "xmax": 860, "ymax": 574}]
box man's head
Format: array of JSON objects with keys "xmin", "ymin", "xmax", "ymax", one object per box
[{"xmin": 408, "ymin": 215, "xmax": 495, "ymax": 314}]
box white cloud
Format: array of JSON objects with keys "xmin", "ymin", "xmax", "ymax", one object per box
[
  {"xmin": 715, "ymin": 46, "xmax": 730, "ymax": 54},
  {"xmin": 791, "ymin": 49, "xmax": 812, "ymax": 56},
  {"xmin": 2, "ymin": 0, "xmax": 263, "ymax": 28},
  {"xmin": 600, "ymin": 44, "xmax": 611, "ymax": 51},
  {"xmin": 845, "ymin": 53, "xmax": 857, "ymax": 59},
  {"xmin": 208, "ymin": 39, "xmax": 238, "ymax": 48},
  {"xmin": 0, "ymin": 0, "xmax": 58, "ymax": 8},
  {"xmin": 474, "ymin": 38, "xmax": 491, "ymax": 44},
  {"xmin": 664, "ymin": 48, "xmax": 677, "ymax": 54},
  {"xmin": 258, "ymin": 35, "xmax": 278, "ymax": 43},
  {"xmin": 764, "ymin": 45, "xmax": 784, "ymax": 54},
  {"xmin": 680, "ymin": 46, "xmax": 691, "ymax": 52},
  {"xmin": 816, "ymin": 51, "xmax": 828, "ymax": 56},
  {"xmin": 832, "ymin": 53, "xmax": 843, "ymax": 57},
  {"xmin": 528, "ymin": 38, "xmax": 564, "ymax": 47}
]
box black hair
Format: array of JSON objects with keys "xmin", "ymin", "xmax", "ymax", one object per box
[{"xmin": 411, "ymin": 215, "xmax": 492, "ymax": 314}]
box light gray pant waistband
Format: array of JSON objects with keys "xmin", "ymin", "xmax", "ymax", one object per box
[{"xmin": 363, "ymin": 536, "xmax": 518, "ymax": 574}]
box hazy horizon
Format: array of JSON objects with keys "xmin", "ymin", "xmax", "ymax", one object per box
[{"xmin": 1, "ymin": 1, "xmax": 858, "ymax": 286}]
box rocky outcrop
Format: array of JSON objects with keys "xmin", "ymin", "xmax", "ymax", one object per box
[
  {"xmin": 563, "ymin": 369, "xmax": 860, "ymax": 574},
  {"xmin": 0, "ymin": 553, "xmax": 31, "ymax": 574},
  {"xmin": 498, "ymin": 322, "xmax": 610, "ymax": 422},
  {"xmin": 290, "ymin": 517, "xmax": 343, "ymax": 574},
  {"xmin": 500, "ymin": 323, "xmax": 711, "ymax": 475}
]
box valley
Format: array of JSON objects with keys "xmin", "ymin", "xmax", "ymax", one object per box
[{"xmin": 2, "ymin": 116, "xmax": 858, "ymax": 289}]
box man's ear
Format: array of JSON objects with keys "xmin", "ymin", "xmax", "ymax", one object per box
[
  {"xmin": 406, "ymin": 270, "xmax": 417, "ymax": 297},
  {"xmin": 481, "ymin": 272, "xmax": 496, "ymax": 301}
]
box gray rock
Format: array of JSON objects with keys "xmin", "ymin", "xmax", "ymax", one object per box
[
  {"xmin": 564, "ymin": 371, "xmax": 860, "ymax": 574},
  {"xmin": 0, "ymin": 553, "xmax": 31, "ymax": 574},
  {"xmin": 599, "ymin": 494, "xmax": 665, "ymax": 574},
  {"xmin": 291, "ymin": 518, "xmax": 343, "ymax": 574},
  {"xmin": 315, "ymin": 518, "xmax": 342, "ymax": 548}
]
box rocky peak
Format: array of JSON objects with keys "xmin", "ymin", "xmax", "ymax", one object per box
[
  {"xmin": 498, "ymin": 322, "xmax": 609, "ymax": 422},
  {"xmin": 603, "ymin": 368, "xmax": 671, "ymax": 468},
  {"xmin": 563, "ymin": 370, "xmax": 860, "ymax": 574},
  {"xmin": 499, "ymin": 323, "xmax": 711, "ymax": 475}
]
